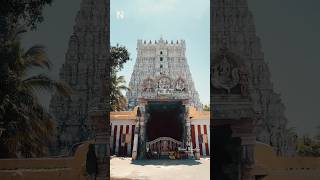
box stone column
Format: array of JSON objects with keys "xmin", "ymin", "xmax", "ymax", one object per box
[
  {"xmin": 88, "ymin": 102, "xmax": 109, "ymax": 180},
  {"xmin": 132, "ymin": 106, "xmax": 146, "ymax": 160},
  {"xmin": 185, "ymin": 118, "xmax": 194, "ymax": 158},
  {"xmin": 240, "ymin": 136, "xmax": 256, "ymax": 180},
  {"xmin": 95, "ymin": 132, "xmax": 108, "ymax": 180},
  {"xmin": 131, "ymin": 119, "xmax": 140, "ymax": 160},
  {"xmin": 183, "ymin": 106, "xmax": 194, "ymax": 158},
  {"xmin": 138, "ymin": 117, "xmax": 146, "ymax": 159}
]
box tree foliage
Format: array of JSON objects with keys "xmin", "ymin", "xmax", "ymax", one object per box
[
  {"xmin": 297, "ymin": 134, "xmax": 320, "ymax": 157},
  {"xmin": 110, "ymin": 44, "xmax": 130, "ymax": 71},
  {"xmin": 203, "ymin": 104, "xmax": 210, "ymax": 111},
  {"xmin": 109, "ymin": 45, "xmax": 131, "ymax": 111},
  {"xmin": 0, "ymin": 32, "xmax": 71, "ymax": 158},
  {"xmin": 0, "ymin": 0, "xmax": 52, "ymax": 30},
  {"xmin": 110, "ymin": 74, "xmax": 130, "ymax": 111}
]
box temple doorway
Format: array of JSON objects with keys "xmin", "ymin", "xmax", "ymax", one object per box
[
  {"xmin": 145, "ymin": 101, "xmax": 186, "ymax": 157},
  {"xmin": 213, "ymin": 125, "xmax": 242, "ymax": 180}
]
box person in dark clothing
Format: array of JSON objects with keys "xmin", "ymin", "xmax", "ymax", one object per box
[{"xmin": 86, "ymin": 144, "xmax": 98, "ymax": 180}]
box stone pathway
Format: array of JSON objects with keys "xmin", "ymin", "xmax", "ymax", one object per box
[{"xmin": 110, "ymin": 157, "xmax": 210, "ymax": 180}]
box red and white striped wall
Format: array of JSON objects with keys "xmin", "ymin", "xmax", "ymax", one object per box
[
  {"xmin": 110, "ymin": 119, "xmax": 210, "ymax": 157},
  {"xmin": 110, "ymin": 120, "xmax": 136, "ymax": 156},
  {"xmin": 191, "ymin": 120, "xmax": 210, "ymax": 157}
]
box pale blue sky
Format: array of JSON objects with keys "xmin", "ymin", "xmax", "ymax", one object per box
[{"xmin": 110, "ymin": 0, "xmax": 210, "ymax": 105}]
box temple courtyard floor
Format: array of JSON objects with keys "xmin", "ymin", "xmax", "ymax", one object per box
[{"xmin": 110, "ymin": 157, "xmax": 210, "ymax": 180}]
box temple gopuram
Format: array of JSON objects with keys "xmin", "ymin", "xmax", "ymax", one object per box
[
  {"xmin": 212, "ymin": 0, "xmax": 298, "ymax": 179},
  {"xmin": 110, "ymin": 38, "xmax": 210, "ymax": 159}
]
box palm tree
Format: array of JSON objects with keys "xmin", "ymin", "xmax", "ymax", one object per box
[
  {"xmin": 203, "ymin": 104, "xmax": 210, "ymax": 111},
  {"xmin": 0, "ymin": 34, "xmax": 71, "ymax": 158},
  {"xmin": 110, "ymin": 72, "xmax": 130, "ymax": 111}
]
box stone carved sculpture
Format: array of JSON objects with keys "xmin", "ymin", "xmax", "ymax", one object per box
[
  {"xmin": 175, "ymin": 78, "xmax": 186, "ymax": 91},
  {"xmin": 158, "ymin": 76, "xmax": 171, "ymax": 90},
  {"xmin": 239, "ymin": 65, "xmax": 249, "ymax": 97},
  {"xmin": 157, "ymin": 76, "xmax": 172, "ymax": 95},
  {"xmin": 143, "ymin": 78, "xmax": 154, "ymax": 92},
  {"xmin": 212, "ymin": 53, "xmax": 240, "ymax": 94}
]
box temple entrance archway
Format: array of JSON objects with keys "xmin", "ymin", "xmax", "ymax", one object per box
[
  {"xmin": 146, "ymin": 101, "xmax": 185, "ymax": 142},
  {"xmin": 144, "ymin": 101, "xmax": 186, "ymax": 157}
]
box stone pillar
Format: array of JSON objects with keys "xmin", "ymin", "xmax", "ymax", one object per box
[
  {"xmin": 229, "ymin": 117, "xmax": 257, "ymax": 180},
  {"xmin": 95, "ymin": 132, "xmax": 108, "ymax": 180},
  {"xmin": 88, "ymin": 106, "xmax": 109, "ymax": 180},
  {"xmin": 132, "ymin": 106, "xmax": 145, "ymax": 160},
  {"xmin": 138, "ymin": 118, "xmax": 145, "ymax": 159},
  {"xmin": 240, "ymin": 136, "xmax": 256, "ymax": 180},
  {"xmin": 184, "ymin": 106, "xmax": 194, "ymax": 158},
  {"xmin": 185, "ymin": 118, "xmax": 194, "ymax": 158},
  {"xmin": 131, "ymin": 119, "xmax": 140, "ymax": 160}
]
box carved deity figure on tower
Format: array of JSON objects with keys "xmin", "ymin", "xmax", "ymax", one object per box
[
  {"xmin": 212, "ymin": 53, "xmax": 240, "ymax": 94},
  {"xmin": 143, "ymin": 78, "xmax": 154, "ymax": 92},
  {"xmin": 175, "ymin": 78, "xmax": 186, "ymax": 91},
  {"xmin": 239, "ymin": 65, "xmax": 249, "ymax": 97},
  {"xmin": 158, "ymin": 77, "xmax": 171, "ymax": 90},
  {"xmin": 219, "ymin": 56, "xmax": 232, "ymax": 82}
]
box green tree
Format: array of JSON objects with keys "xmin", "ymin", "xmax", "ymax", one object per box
[
  {"xmin": 203, "ymin": 104, "xmax": 210, "ymax": 111},
  {"xmin": 297, "ymin": 134, "xmax": 320, "ymax": 157},
  {"xmin": 0, "ymin": 33, "xmax": 71, "ymax": 158},
  {"xmin": 110, "ymin": 45, "xmax": 130, "ymax": 71},
  {"xmin": 0, "ymin": 0, "xmax": 52, "ymax": 30},
  {"xmin": 110, "ymin": 45, "xmax": 131, "ymax": 111},
  {"xmin": 110, "ymin": 74, "xmax": 130, "ymax": 111}
]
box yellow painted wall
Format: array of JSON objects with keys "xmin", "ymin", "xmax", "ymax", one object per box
[
  {"xmin": 110, "ymin": 106, "xmax": 210, "ymax": 121},
  {"xmin": 254, "ymin": 142, "xmax": 320, "ymax": 180},
  {"xmin": 0, "ymin": 142, "xmax": 91, "ymax": 180}
]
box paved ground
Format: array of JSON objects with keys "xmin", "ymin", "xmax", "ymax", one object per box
[{"xmin": 110, "ymin": 157, "xmax": 210, "ymax": 180}]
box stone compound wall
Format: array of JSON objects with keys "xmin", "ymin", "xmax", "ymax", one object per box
[
  {"xmin": 0, "ymin": 142, "xmax": 91, "ymax": 180},
  {"xmin": 254, "ymin": 142, "xmax": 320, "ymax": 180}
]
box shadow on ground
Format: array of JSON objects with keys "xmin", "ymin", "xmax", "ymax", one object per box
[{"xmin": 130, "ymin": 159, "xmax": 202, "ymax": 166}]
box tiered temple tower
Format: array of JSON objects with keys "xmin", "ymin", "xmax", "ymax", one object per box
[
  {"xmin": 212, "ymin": 0, "xmax": 296, "ymax": 157},
  {"xmin": 49, "ymin": 0, "xmax": 109, "ymax": 153},
  {"xmin": 126, "ymin": 38, "xmax": 202, "ymax": 110},
  {"xmin": 212, "ymin": 0, "xmax": 297, "ymax": 179}
]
